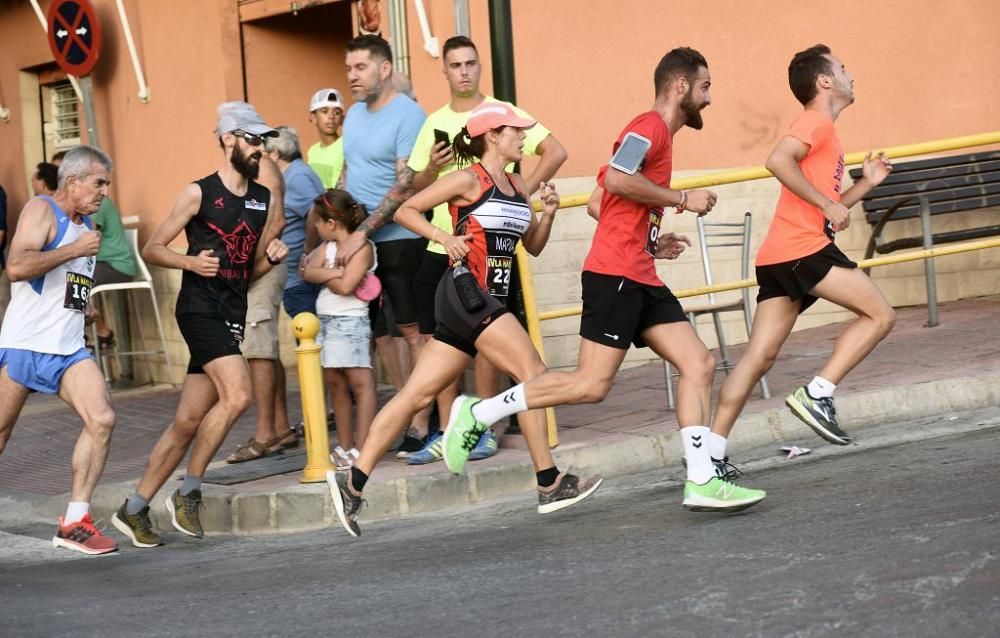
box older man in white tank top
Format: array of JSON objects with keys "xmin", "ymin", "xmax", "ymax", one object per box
[{"xmin": 0, "ymin": 145, "xmax": 119, "ymax": 555}]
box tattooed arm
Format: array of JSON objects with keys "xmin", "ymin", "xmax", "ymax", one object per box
[{"xmin": 334, "ymin": 158, "xmax": 417, "ymax": 266}]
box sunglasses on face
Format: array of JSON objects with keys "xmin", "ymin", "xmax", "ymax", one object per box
[{"xmin": 233, "ymin": 130, "xmax": 265, "ymax": 147}]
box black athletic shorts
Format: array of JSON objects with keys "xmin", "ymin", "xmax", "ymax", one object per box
[
  {"xmin": 579, "ymin": 271, "xmax": 687, "ymax": 350},
  {"xmin": 433, "ymin": 268, "xmax": 508, "ymax": 357},
  {"xmin": 371, "ymin": 238, "xmax": 426, "ymax": 338},
  {"xmin": 415, "ymin": 251, "xmax": 450, "ymax": 334},
  {"xmin": 756, "ymin": 242, "xmax": 857, "ymax": 313},
  {"xmin": 176, "ymin": 312, "xmax": 245, "ymax": 374}
]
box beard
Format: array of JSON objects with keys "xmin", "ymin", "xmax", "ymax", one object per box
[
  {"xmin": 681, "ymin": 90, "xmax": 705, "ymax": 130},
  {"xmin": 231, "ymin": 145, "xmax": 261, "ymax": 180}
]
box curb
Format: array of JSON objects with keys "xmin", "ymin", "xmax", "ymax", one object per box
[{"xmin": 32, "ymin": 370, "xmax": 1000, "ymax": 536}]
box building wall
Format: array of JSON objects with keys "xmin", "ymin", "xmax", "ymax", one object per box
[{"xmin": 1, "ymin": 0, "xmax": 998, "ymax": 383}]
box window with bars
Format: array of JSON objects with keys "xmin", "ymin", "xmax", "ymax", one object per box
[{"xmin": 51, "ymin": 82, "xmax": 80, "ymax": 146}]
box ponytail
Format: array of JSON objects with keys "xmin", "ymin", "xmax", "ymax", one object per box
[
  {"xmin": 452, "ymin": 126, "xmax": 486, "ymax": 169},
  {"xmin": 313, "ymin": 189, "xmax": 368, "ymax": 232}
]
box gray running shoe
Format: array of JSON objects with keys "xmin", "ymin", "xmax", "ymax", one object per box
[
  {"xmin": 327, "ymin": 469, "xmax": 364, "ymax": 537},
  {"xmin": 785, "ymin": 386, "xmax": 851, "ymax": 445},
  {"xmin": 537, "ymin": 472, "xmax": 604, "ymax": 514},
  {"xmin": 166, "ymin": 489, "xmax": 204, "ymax": 538},
  {"xmin": 112, "ymin": 500, "xmax": 162, "ymax": 548}
]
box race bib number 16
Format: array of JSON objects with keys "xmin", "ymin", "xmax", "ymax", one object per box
[
  {"xmin": 64, "ymin": 272, "xmax": 94, "ymax": 312},
  {"xmin": 644, "ymin": 208, "xmax": 663, "ymax": 256}
]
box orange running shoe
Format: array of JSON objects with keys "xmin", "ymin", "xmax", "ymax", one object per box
[{"xmin": 52, "ymin": 513, "xmax": 119, "ymax": 555}]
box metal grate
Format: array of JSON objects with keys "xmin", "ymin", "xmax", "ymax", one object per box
[{"xmin": 52, "ymin": 82, "xmax": 80, "ymax": 144}]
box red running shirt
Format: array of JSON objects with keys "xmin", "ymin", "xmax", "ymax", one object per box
[{"xmin": 584, "ymin": 111, "xmax": 673, "ymax": 287}]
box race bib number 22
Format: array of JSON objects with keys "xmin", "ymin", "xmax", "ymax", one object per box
[
  {"xmin": 64, "ymin": 272, "xmax": 94, "ymax": 312},
  {"xmin": 486, "ymin": 255, "xmax": 513, "ymax": 298}
]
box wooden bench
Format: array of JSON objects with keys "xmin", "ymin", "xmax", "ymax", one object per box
[{"xmin": 849, "ymin": 150, "xmax": 1000, "ymax": 326}]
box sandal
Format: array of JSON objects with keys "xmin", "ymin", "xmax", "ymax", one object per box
[
  {"xmin": 270, "ymin": 429, "xmax": 299, "ymax": 450},
  {"xmin": 225, "ymin": 437, "xmax": 284, "ymax": 464}
]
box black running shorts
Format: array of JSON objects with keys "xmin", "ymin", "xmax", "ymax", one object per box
[
  {"xmin": 432, "ymin": 268, "xmax": 508, "ymax": 357},
  {"xmin": 372, "ymin": 238, "xmax": 427, "ymax": 338},
  {"xmin": 176, "ymin": 313, "xmax": 245, "ymax": 374},
  {"xmin": 756, "ymin": 242, "xmax": 857, "ymax": 313},
  {"xmin": 579, "ymin": 271, "xmax": 687, "ymax": 350},
  {"xmin": 415, "ymin": 251, "xmax": 449, "ymax": 335}
]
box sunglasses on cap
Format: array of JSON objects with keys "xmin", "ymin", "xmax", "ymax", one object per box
[{"xmin": 233, "ymin": 130, "xmax": 265, "ymax": 147}]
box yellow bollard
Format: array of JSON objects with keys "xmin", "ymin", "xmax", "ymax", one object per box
[{"xmin": 292, "ymin": 312, "xmax": 333, "ymax": 483}]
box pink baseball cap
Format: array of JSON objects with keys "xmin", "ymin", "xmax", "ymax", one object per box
[{"xmin": 466, "ymin": 102, "xmax": 536, "ymax": 137}]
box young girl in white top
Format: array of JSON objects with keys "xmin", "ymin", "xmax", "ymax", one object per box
[{"xmin": 303, "ymin": 190, "xmax": 377, "ymax": 467}]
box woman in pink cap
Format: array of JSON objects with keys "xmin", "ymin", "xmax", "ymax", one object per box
[{"xmin": 327, "ymin": 102, "xmax": 602, "ymax": 538}]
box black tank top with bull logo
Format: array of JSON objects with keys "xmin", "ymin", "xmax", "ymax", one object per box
[{"xmin": 175, "ymin": 172, "xmax": 270, "ymax": 321}]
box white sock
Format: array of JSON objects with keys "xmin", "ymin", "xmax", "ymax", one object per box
[
  {"xmin": 471, "ymin": 384, "xmax": 527, "ymax": 425},
  {"xmin": 708, "ymin": 432, "xmax": 728, "ymax": 461},
  {"xmin": 807, "ymin": 376, "xmax": 836, "ymax": 399},
  {"xmin": 348, "ymin": 448, "xmax": 360, "ymax": 459},
  {"xmin": 682, "ymin": 426, "xmax": 715, "ymax": 484},
  {"xmin": 64, "ymin": 501, "xmax": 89, "ymax": 525}
]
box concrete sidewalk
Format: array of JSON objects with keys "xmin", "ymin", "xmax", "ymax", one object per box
[{"xmin": 4, "ymin": 296, "xmax": 999, "ymax": 536}]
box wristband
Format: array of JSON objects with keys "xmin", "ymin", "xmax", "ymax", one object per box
[
  {"xmin": 266, "ymin": 255, "xmax": 283, "ymax": 266},
  {"xmin": 675, "ymin": 191, "xmax": 688, "ymax": 213}
]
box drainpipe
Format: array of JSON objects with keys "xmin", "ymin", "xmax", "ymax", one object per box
[
  {"xmin": 488, "ymin": 0, "xmax": 516, "ymax": 104},
  {"xmin": 115, "ymin": 0, "xmax": 150, "ymax": 102},
  {"xmin": 412, "ymin": 0, "xmax": 439, "ymax": 58}
]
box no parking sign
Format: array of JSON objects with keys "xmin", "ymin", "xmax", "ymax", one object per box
[{"xmin": 46, "ymin": 0, "xmax": 102, "ymax": 77}]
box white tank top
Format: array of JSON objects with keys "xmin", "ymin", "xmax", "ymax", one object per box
[
  {"xmin": 0, "ymin": 196, "xmax": 96, "ymax": 355},
  {"xmin": 315, "ymin": 240, "xmax": 377, "ymax": 317}
]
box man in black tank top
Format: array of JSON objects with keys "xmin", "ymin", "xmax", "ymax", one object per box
[{"xmin": 112, "ymin": 103, "xmax": 289, "ymax": 548}]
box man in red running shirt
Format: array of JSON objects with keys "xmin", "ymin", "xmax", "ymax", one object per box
[{"xmin": 443, "ymin": 47, "xmax": 767, "ymax": 513}]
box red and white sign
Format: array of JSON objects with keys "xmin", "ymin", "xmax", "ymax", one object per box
[{"xmin": 47, "ymin": 0, "xmax": 102, "ymax": 77}]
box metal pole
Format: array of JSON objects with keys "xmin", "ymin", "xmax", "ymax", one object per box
[
  {"xmin": 514, "ymin": 245, "xmax": 559, "ymax": 448},
  {"xmin": 293, "ymin": 313, "xmax": 333, "ymax": 483},
  {"xmin": 919, "ymin": 196, "xmax": 939, "ymax": 327},
  {"xmin": 488, "ymin": 0, "xmax": 516, "ymax": 104},
  {"xmin": 78, "ymin": 75, "xmax": 101, "ymax": 148},
  {"xmin": 454, "ymin": 0, "xmax": 470, "ymax": 36}
]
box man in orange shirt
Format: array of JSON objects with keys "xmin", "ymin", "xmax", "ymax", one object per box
[{"xmin": 710, "ymin": 44, "xmax": 895, "ymax": 454}]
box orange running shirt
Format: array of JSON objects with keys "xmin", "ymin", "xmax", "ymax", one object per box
[
  {"xmin": 584, "ymin": 111, "xmax": 673, "ymax": 287},
  {"xmin": 756, "ymin": 110, "xmax": 845, "ymax": 266}
]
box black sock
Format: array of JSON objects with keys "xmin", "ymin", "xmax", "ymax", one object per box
[
  {"xmin": 536, "ymin": 466, "xmax": 560, "ymax": 488},
  {"xmin": 350, "ymin": 466, "xmax": 369, "ymax": 492}
]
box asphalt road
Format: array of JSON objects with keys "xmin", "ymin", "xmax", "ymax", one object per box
[{"xmin": 2, "ymin": 409, "xmax": 999, "ymax": 638}]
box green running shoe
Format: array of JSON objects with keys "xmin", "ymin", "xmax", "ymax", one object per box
[
  {"xmin": 166, "ymin": 489, "xmax": 204, "ymax": 538},
  {"xmin": 683, "ymin": 477, "xmax": 766, "ymax": 512},
  {"xmin": 112, "ymin": 500, "xmax": 162, "ymax": 548},
  {"xmin": 442, "ymin": 395, "xmax": 489, "ymax": 475}
]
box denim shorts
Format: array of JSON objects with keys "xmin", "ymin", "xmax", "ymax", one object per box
[
  {"xmin": 318, "ymin": 315, "xmax": 372, "ymax": 369},
  {"xmin": 0, "ymin": 347, "xmax": 93, "ymax": 394}
]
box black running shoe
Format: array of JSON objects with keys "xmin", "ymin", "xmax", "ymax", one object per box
[
  {"xmin": 394, "ymin": 434, "xmax": 425, "ymax": 459},
  {"xmin": 327, "ymin": 469, "xmax": 364, "ymax": 537},
  {"xmin": 785, "ymin": 386, "xmax": 851, "ymax": 445},
  {"xmin": 537, "ymin": 472, "xmax": 604, "ymax": 514}
]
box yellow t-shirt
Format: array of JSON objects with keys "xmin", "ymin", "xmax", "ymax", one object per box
[
  {"xmin": 407, "ymin": 97, "xmax": 551, "ymax": 254},
  {"xmin": 307, "ymin": 138, "xmax": 345, "ymax": 190}
]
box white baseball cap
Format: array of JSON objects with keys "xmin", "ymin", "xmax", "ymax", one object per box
[{"xmin": 310, "ymin": 88, "xmax": 345, "ymax": 112}]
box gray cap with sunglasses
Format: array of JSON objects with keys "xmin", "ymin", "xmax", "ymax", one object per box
[{"xmin": 215, "ymin": 101, "xmax": 279, "ymax": 138}]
